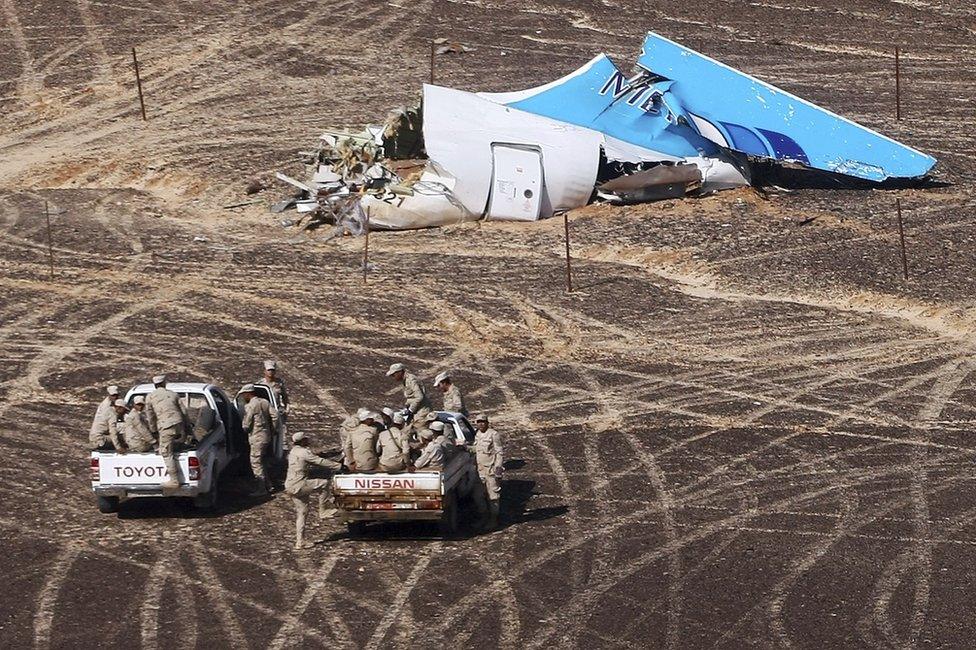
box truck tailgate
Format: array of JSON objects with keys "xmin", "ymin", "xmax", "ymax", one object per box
[
  {"xmin": 333, "ymin": 472, "xmax": 441, "ymax": 496},
  {"xmin": 96, "ymin": 453, "xmax": 192, "ymax": 485}
]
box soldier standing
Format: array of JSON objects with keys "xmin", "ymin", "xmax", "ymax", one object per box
[
  {"xmin": 473, "ymin": 413, "xmax": 504, "ymax": 530},
  {"xmin": 258, "ymin": 360, "xmax": 289, "ymax": 443},
  {"xmin": 240, "ymin": 383, "xmax": 279, "ymax": 495},
  {"xmin": 145, "ymin": 375, "xmax": 187, "ymax": 489},
  {"xmin": 285, "ymin": 432, "xmax": 342, "ymax": 550},
  {"xmin": 434, "ymin": 371, "xmax": 467, "ymax": 416},
  {"xmin": 123, "ymin": 395, "xmax": 156, "ymax": 453},
  {"xmin": 386, "ymin": 363, "xmax": 432, "ymax": 422}
]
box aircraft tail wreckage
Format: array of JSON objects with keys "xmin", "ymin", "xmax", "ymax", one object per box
[{"xmin": 275, "ymin": 32, "xmax": 936, "ymax": 233}]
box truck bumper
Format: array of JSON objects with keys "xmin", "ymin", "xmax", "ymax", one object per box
[
  {"xmin": 93, "ymin": 485, "xmax": 202, "ymax": 498},
  {"xmin": 340, "ymin": 510, "xmax": 444, "ymax": 523}
]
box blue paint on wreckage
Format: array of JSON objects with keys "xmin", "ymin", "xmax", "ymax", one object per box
[
  {"xmin": 503, "ymin": 54, "xmax": 720, "ymax": 160},
  {"xmin": 636, "ymin": 33, "xmax": 936, "ymax": 181},
  {"xmin": 496, "ymin": 33, "xmax": 935, "ymax": 183}
]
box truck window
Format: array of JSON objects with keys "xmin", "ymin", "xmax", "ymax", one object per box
[
  {"xmin": 179, "ymin": 393, "xmax": 209, "ymax": 426},
  {"xmin": 252, "ymin": 384, "xmax": 274, "ymax": 407},
  {"xmin": 455, "ymin": 419, "xmax": 476, "ymax": 444}
]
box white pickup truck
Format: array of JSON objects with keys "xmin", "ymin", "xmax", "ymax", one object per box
[
  {"xmin": 90, "ymin": 382, "xmax": 285, "ymax": 514},
  {"xmin": 333, "ymin": 412, "xmax": 482, "ymax": 535}
]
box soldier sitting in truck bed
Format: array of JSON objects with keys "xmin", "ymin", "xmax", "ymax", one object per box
[
  {"xmin": 413, "ymin": 421, "xmax": 448, "ymax": 470},
  {"xmin": 344, "ymin": 411, "xmax": 380, "ymax": 472},
  {"xmin": 376, "ymin": 412, "xmax": 410, "ymax": 472}
]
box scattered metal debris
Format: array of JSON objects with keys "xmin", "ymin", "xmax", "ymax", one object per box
[
  {"xmin": 433, "ymin": 38, "xmax": 473, "ymax": 55},
  {"xmin": 222, "ymin": 199, "xmax": 263, "ymax": 210}
]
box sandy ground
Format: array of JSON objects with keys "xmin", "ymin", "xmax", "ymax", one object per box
[{"xmin": 2, "ymin": 0, "xmax": 976, "ymax": 648}]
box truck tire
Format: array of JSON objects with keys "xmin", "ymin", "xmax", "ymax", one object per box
[
  {"xmin": 439, "ymin": 493, "xmax": 458, "ymax": 536},
  {"xmin": 193, "ymin": 473, "xmax": 219, "ymax": 511},
  {"xmin": 96, "ymin": 495, "xmax": 120, "ymax": 514},
  {"xmin": 347, "ymin": 521, "xmax": 367, "ymax": 537}
]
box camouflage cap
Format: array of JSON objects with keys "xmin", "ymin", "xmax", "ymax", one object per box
[
  {"xmin": 291, "ymin": 432, "xmax": 307, "ymax": 443},
  {"xmin": 386, "ymin": 362, "xmax": 406, "ymax": 376},
  {"xmin": 133, "ymin": 395, "xmax": 145, "ymax": 405},
  {"xmin": 113, "ymin": 399, "xmax": 127, "ymax": 408},
  {"xmin": 107, "ymin": 385, "xmax": 120, "ymax": 395},
  {"xmin": 264, "ymin": 360, "xmax": 277, "ymax": 370}
]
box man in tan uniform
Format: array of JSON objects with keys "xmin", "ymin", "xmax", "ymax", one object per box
[
  {"xmin": 89, "ymin": 385, "xmax": 120, "ymax": 447},
  {"xmin": 286, "ymin": 432, "xmax": 343, "ymax": 550},
  {"xmin": 434, "ymin": 371, "xmax": 467, "ymax": 416},
  {"xmin": 145, "ymin": 375, "xmax": 187, "ymax": 489},
  {"xmin": 344, "ymin": 411, "xmax": 380, "ymax": 472},
  {"xmin": 474, "ymin": 413, "xmax": 504, "ymax": 530},
  {"xmin": 386, "ymin": 362, "xmax": 432, "ymax": 422},
  {"xmin": 339, "ymin": 407, "xmax": 369, "ymax": 450},
  {"xmin": 377, "ymin": 412, "xmax": 410, "ymax": 472},
  {"xmin": 241, "ymin": 383, "xmax": 279, "ymax": 495},
  {"xmin": 258, "ymin": 360, "xmax": 289, "ymax": 410},
  {"xmin": 414, "ymin": 421, "xmax": 448, "ymax": 470},
  {"xmin": 90, "ymin": 398, "xmax": 129, "ymax": 452},
  {"xmin": 122, "ymin": 395, "xmax": 156, "ymax": 453},
  {"xmin": 258, "ymin": 360, "xmax": 289, "ymax": 444}
]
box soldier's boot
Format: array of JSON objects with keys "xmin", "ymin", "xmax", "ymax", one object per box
[
  {"xmin": 250, "ymin": 476, "xmax": 269, "ymax": 497},
  {"xmin": 161, "ymin": 456, "xmax": 180, "ymax": 489},
  {"xmin": 318, "ymin": 491, "xmax": 337, "ymax": 519},
  {"xmin": 487, "ymin": 500, "xmax": 500, "ymax": 530}
]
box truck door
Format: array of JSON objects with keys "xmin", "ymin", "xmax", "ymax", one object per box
[{"xmin": 486, "ymin": 144, "xmax": 543, "ymax": 221}]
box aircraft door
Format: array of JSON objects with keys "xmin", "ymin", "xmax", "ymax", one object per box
[{"xmin": 487, "ymin": 145, "xmax": 543, "ymax": 221}]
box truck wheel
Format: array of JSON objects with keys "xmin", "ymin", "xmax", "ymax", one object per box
[
  {"xmin": 347, "ymin": 521, "xmax": 367, "ymax": 537},
  {"xmin": 194, "ymin": 475, "xmax": 219, "ymax": 512},
  {"xmin": 96, "ymin": 495, "xmax": 120, "ymax": 514},
  {"xmin": 439, "ymin": 493, "xmax": 458, "ymax": 536}
]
